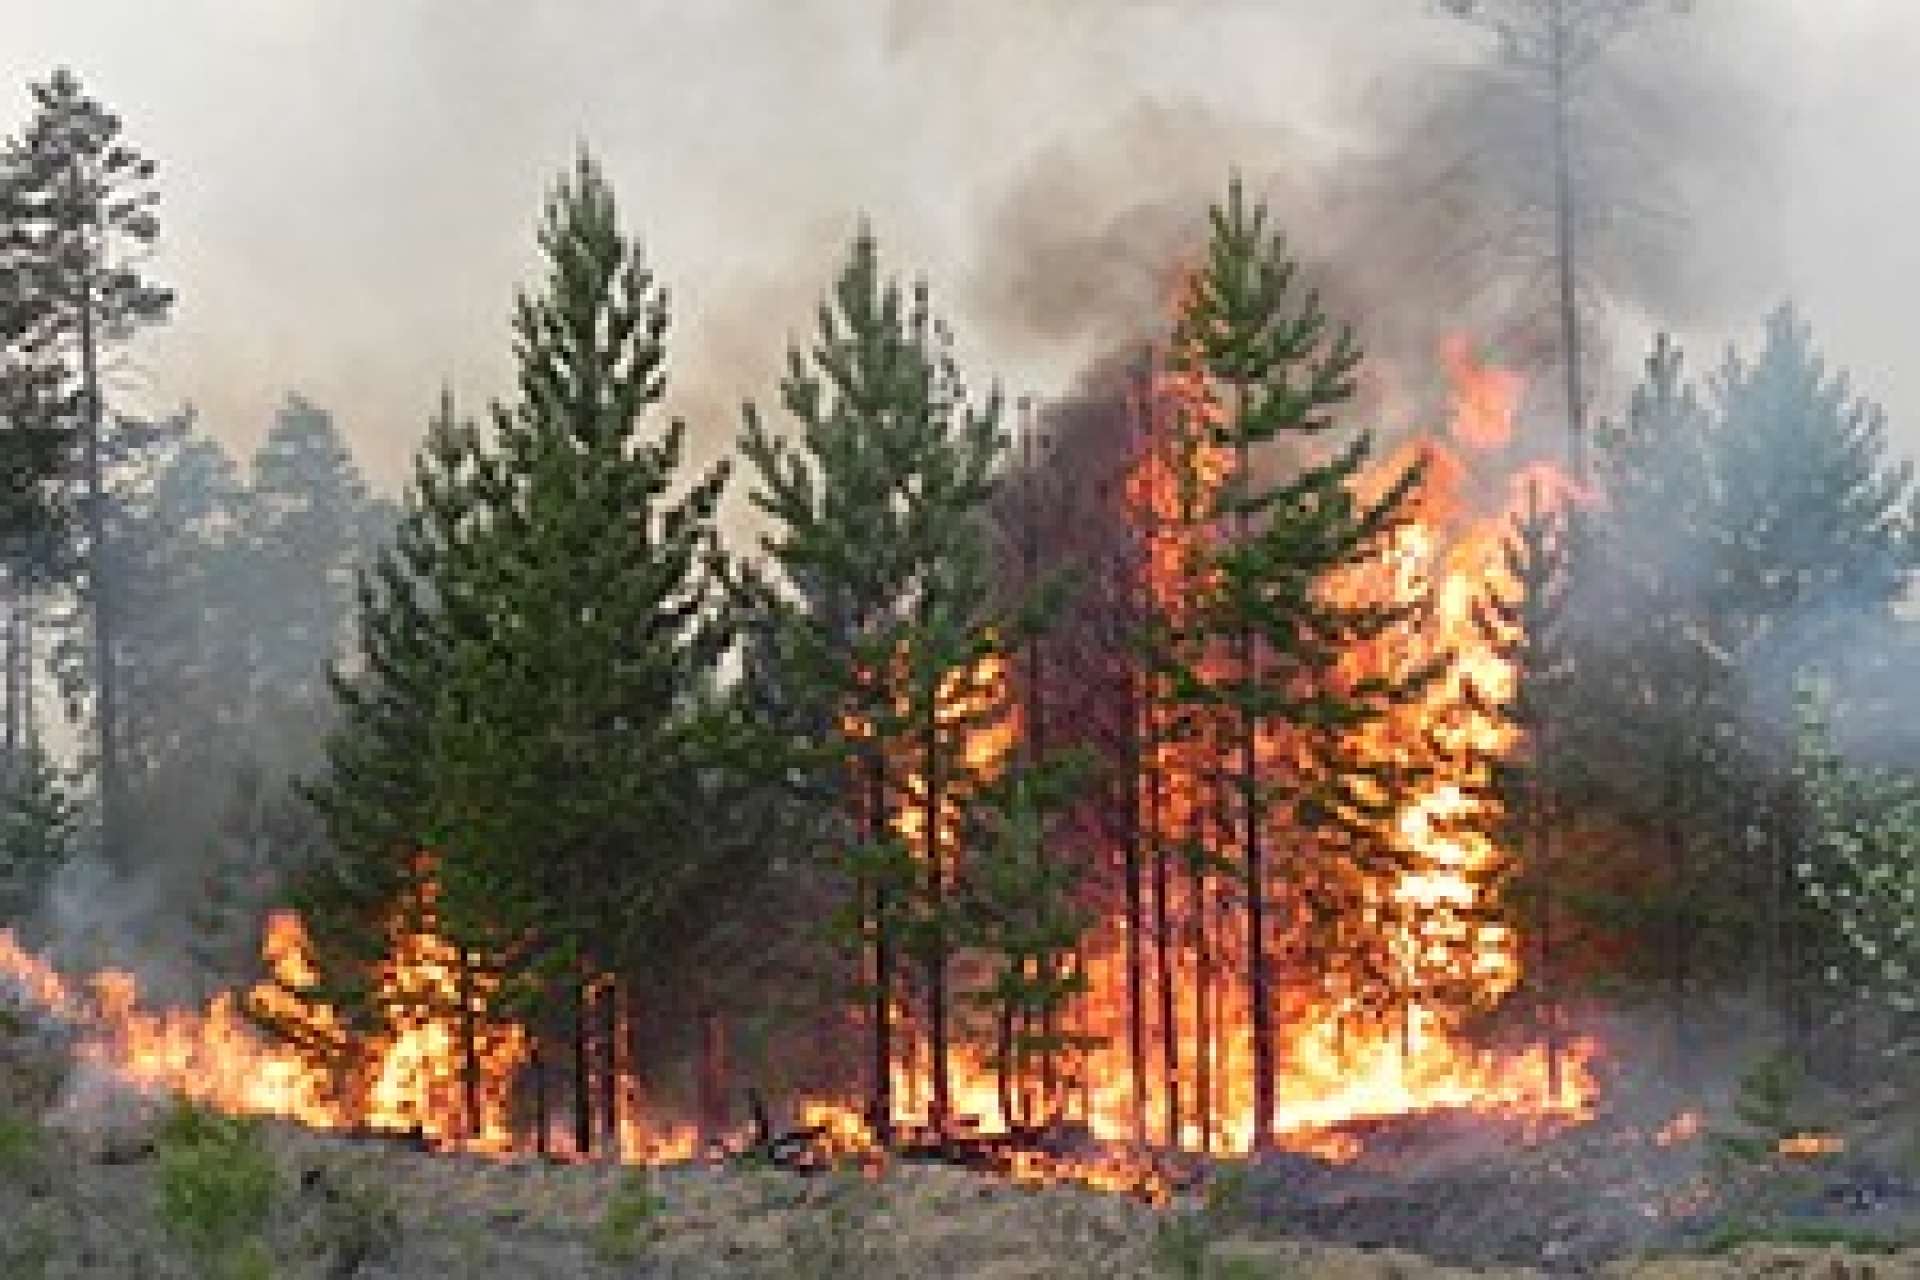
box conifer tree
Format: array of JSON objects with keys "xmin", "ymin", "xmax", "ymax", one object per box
[
  {"xmin": 1698, "ymin": 305, "xmax": 1920, "ymax": 1056},
  {"xmin": 962, "ymin": 759, "xmax": 1097, "ymax": 1132},
  {"xmin": 284, "ymin": 396, "xmax": 493, "ymax": 1082},
  {"xmin": 1577, "ymin": 334, "xmax": 1728, "ymax": 1057},
  {"xmin": 735, "ymin": 226, "xmax": 1007, "ymax": 1139},
  {"xmin": 1703, "ymin": 304, "xmax": 1918, "ymax": 739},
  {"xmin": 238, "ymin": 394, "xmax": 393, "ymax": 755},
  {"xmin": 1471, "ymin": 481, "xmax": 1578, "ymax": 1097},
  {"xmin": 1, "ymin": 69, "xmax": 172, "ymax": 863},
  {"xmin": 1170, "ymin": 178, "xmax": 1434, "ymax": 1151},
  {"xmin": 410, "ymin": 151, "xmax": 737, "ymax": 1156}
]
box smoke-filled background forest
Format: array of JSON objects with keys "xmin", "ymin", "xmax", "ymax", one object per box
[{"xmin": 10, "ymin": 3, "xmax": 1920, "ymax": 1276}]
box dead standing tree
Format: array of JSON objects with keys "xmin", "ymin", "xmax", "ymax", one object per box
[{"xmin": 1434, "ymin": 0, "xmax": 1695, "ymax": 485}]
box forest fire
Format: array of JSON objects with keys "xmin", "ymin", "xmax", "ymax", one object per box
[{"xmin": 0, "ymin": 335, "xmax": 1594, "ymax": 1188}]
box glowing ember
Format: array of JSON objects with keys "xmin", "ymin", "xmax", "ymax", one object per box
[
  {"xmin": 1655, "ymin": 1110, "xmax": 1702, "ymax": 1146},
  {"xmin": 1777, "ymin": 1133, "xmax": 1845, "ymax": 1157}
]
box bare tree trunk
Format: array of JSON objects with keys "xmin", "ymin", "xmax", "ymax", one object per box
[
  {"xmin": 1123, "ymin": 687, "xmax": 1148, "ymax": 1145},
  {"xmin": 1549, "ymin": 0, "xmax": 1588, "ymax": 486},
  {"xmin": 531, "ymin": 1032, "xmax": 550, "ymax": 1157},
  {"xmin": 458, "ymin": 951, "xmax": 482, "ymax": 1144},
  {"xmin": 1230, "ymin": 391, "xmax": 1276, "ymax": 1152},
  {"xmin": 1191, "ymin": 801, "xmax": 1213, "ymax": 1153},
  {"xmin": 598, "ymin": 978, "xmax": 620, "ymax": 1159},
  {"xmin": 572, "ymin": 977, "xmax": 593, "ymax": 1158},
  {"xmin": 698, "ymin": 1009, "xmax": 729, "ymax": 1152},
  {"xmin": 923, "ymin": 692, "xmax": 951, "ymax": 1136},
  {"xmin": 78, "ymin": 253, "xmax": 120, "ymax": 864},
  {"xmin": 1152, "ymin": 771, "xmax": 1180, "ymax": 1148},
  {"xmin": 866, "ymin": 758, "xmax": 895, "ymax": 1145}
]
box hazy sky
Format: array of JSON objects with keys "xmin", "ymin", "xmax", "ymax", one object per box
[{"xmin": 2, "ymin": 1, "xmax": 1916, "ymax": 494}]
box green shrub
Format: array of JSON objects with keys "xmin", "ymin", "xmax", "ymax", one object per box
[
  {"xmin": 593, "ymin": 1167, "xmax": 664, "ymax": 1262},
  {"xmin": 154, "ymin": 1096, "xmax": 279, "ymax": 1274},
  {"xmin": 1150, "ymin": 1209, "xmax": 1213, "ymax": 1279},
  {"xmin": 1700, "ymin": 1220, "xmax": 1907, "ymax": 1255},
  {"xmin": 0, "ymin": 1107, "xmax": 44, "ymax": 1174}
]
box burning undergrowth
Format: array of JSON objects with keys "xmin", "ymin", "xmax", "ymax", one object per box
[{"xmin": 1, "ymin": 295, "xmax": 1915, "ymax": 1274}]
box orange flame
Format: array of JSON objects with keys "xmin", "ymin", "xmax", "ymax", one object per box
[{"xmin": 0, "ymin": 332, "xmax": 1596, "ymax": 1181}]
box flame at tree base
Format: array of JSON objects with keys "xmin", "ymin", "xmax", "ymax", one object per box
[
  {"xmin": 0, "ymin": 335, "xmax": 1601, "ymax": 1184},
  {"xmin": 0, "ymin": 905, "xmax": 1593, "ymax": 1173}
]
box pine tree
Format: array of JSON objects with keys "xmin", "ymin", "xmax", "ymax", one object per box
[
  {"xmin": 1703, "ymin": 303, "xmax": 1918, "ymax": 739},
  {"xmin": 1577, "ymin": 334, "xmax": 1730, "ymax": 1059},
  {"xmin": 1471, "ymin": 480, "xmax": 1578, "ymax": 1097},
  {"xmin": 1170, "ymin": 177, "xmax": 1435, "ymax": 1151},
  {"xmin": 285, "ymin": 396, "xmax": 493, "ymax": 1086},
  {"xmin": 238, "ymin": 394, "xmax": 393, "ymax": 762},
  {"xmin": 406, "ymin": 151, "xmax": 737, "ymax": 1156},
  {"xmin": 1698, "ymin": 304, "xmax": 1920, "ymax": 1059},
  {"xmin": 1, "ymin": 69, "xmax": 173, "ymax": 864},
  {"xmin": 188, "ymin": 759, "xmax": 324, "ymax": 995},
  {"xmin": 961, "ymin": 758, "xmax": 1097, "ymax": 1132},
  {"xmin": 735, "ymin": 225, "xmax": 1008, "ymax": 1139},
  {"xmin": 42, "ymin": 411, "xmax": 253, "ymax": 891}
]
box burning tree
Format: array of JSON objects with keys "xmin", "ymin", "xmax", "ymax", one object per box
[
  {"xmin": 0, "ymin": 160, "xmax": 1621, "ymax": 1175},
  {"xmin": 1470, "ymin": 479, "xmax": 1579, "ymax": 1099},
  {"xmin": 734, "ymin": 225, "xmax": 1077, "ymax": 1139},
  {"xmin": 1164, "ymin": 178, "xmax": 1440, "ymax": 1151},
  {"xmin": 287, "ymin": 151, "xmax": 741, "ymax": 1154}
]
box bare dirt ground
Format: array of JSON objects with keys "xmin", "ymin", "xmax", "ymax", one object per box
[{"xmin": 7, "ymin": 1009, "xmax": 1920, "ymax": 1277}]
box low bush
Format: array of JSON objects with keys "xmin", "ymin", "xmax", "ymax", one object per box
[{"xmin": 153, "ymin": 1095, "xmax": 279, "ymax": 1276}]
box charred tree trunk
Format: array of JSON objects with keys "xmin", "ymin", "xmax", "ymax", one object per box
[
  {"xmin": 1537, "ymin": 802, "xmax": 1563, "ymax": 1105},
  {"xmin": 1548, "ymin": 0, "xmax": 1588, "ymax": 486},
  {"xmin": 1191, "ymin": 799, "xmax": 1213, "ymax": 1153},
  {"xmin": 866, "ymin": 756, "xmax": 895, "ymax": 1145},
  {"xmin": 1123, "ymin": 681, "xmax": 1148, "ymax": 1146},
  {"xmin": 1663, "ymin": 767, "xmax": 1690, "ymax": 1074},
  {"xmin": 598, "ymin": 978, "xmax": 620, "ymax": 1158},
  {"xmin": 1231, "ymin": 394, "xmax": 1276, "ymax": 1152},
  {"xmin": 78, "ymin": 249, "xmax": 120, "ymax": 865},
  {"xmin": 572, "ymin": 977, "xmax": 593, "ymax": 1158},
  {"xmin": 458, "ymin": 951, "xmax": 482, "ymax": 1144},
  {"xmin": 1151, "ymin": 769, "xmax": 1180, "ymax": 1148},
  {"xmin": 625, "ymin": 985, "xmax": 648, "ymax": 1155},
  {"xmin": 996, "ymin": 994, "xmax": 1018, "ymax": 1133},
  {"xmin": 923, "ymin": 688, "xmax": 952, "ymax": 1136},
  {"xmin": 531, "ymin": 1032, "xmax": 550, "ymax": 1157},
  {"xmin": 698, "ymin": 1009, "xmax": 729, "ymax": 1151}
]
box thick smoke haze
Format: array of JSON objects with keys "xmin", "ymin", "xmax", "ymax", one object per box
[{"xmin": 1, "ymin": 1, "xmax": 1914, "ymax": 505}]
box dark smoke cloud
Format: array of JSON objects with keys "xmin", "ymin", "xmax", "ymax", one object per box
[{"xmin": 959, "ymin": 1, "xmax": 1799, "ymax": 453}]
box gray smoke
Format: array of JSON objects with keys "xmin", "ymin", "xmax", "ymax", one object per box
[
  {"xmin": 0, "ymin": 0, "xmax": 1873, "ymax": 510},
  {"xmin": 960, "ymin": 2, "xmax": 1797, "ymax": 459}
]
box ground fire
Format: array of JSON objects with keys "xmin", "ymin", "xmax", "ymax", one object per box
[{"xmin": 0, "ymin": 335, "xmax": 1597, "ymax": 1185}]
